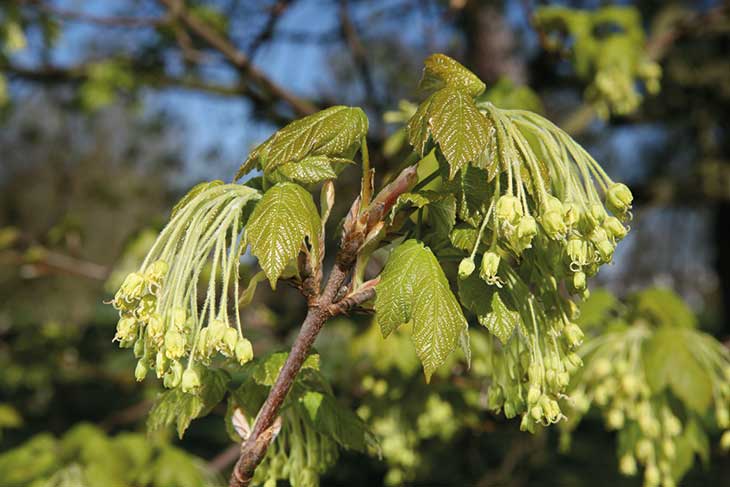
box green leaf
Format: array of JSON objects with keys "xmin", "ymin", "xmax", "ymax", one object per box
[
  {"xmin": 576, "ymin": 288, "xmax": 618, "ymax": 329},
  {"xmin": 298, "ymin": 391, "xmax": 375, "ymax": 453},
  {"xmin": 457, "ymin": 268, "xmax": 496, "ymax": 318},
  {"xmin": 407, "ymin": 87, "xmax": 491, "ymax": 179},
  {"xmin": 252, "ymin": 352, "xmax": 320, "ymax": 386},
  {"xmin": 236, "ymin": 106, "xmax": 368, "ymax": 179},
  {"xmin": 147, "ymin": 370, "xmax": 229, "ymax": 438},
  {"xmin": 389, "ymin": 192, "xmax": 432, "ymax": 222},
  {"xmin": 419, "ymin": 54, "xmax": 486, "ymax": 97},
  {"xmin": 246, "ymin": 183, "xmax": 321, "ymax": 288},
  {"xmin": 481, "ymin": 292, "xmax": 519, "ymax": 344},
  {"xmin": 450, "ymin": 224, "xmax": 479, "ymax": 251},
  {"xmin": 375, "ymin": 240, "xmax": 468, "ymax": 381},
  {"xmin": 427, "ymin": 194, "xmax": 456, "ymax": 235},
  {"xmin": 268, "ymin": 155, "xmax": 342, "ymax": 185},
  {"xmin": 634, "ymin": 287, "xmax": 697, "ymax": 328},
  {"xmin": 642, "ymin": 327, "xmax": 712, "ymax": 413}
]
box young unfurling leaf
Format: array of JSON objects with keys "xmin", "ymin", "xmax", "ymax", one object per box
[
  {"xmin": 246, "ymin": 183, "xmax": 321, "ymax": 288},
  {"xmin": 375, "ymin": 239, "xmax": 468, "ymax": 382}
]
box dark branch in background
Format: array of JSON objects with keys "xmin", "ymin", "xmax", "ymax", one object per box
[
  {"xmin": 157, "ymin": 0, "xmax": 317, "ymax": 118},
  {"xmin": 247, "ymin": 0, "xmax": 294, "ymax": 58},
  {"xmin": 339, "ymin": 1, "xmax": 383, "ymax": 122},
  {"xmin": 20, "ymin": 0, "xmax": 166, "ymax": 28}
]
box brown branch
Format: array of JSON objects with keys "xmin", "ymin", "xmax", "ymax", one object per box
[
  {"xmin": 157, "ymin": 0, "xmax": 317, "ymax": 117},
  {"xmin": 247, "ymin": 0, "xmax": 294, "ymax": 58},
  {"xmin": 339, "ymin": 2, "xmax": 382, "ymax": 116},
  {"xmin": 229, "ymin": 166, "xmax": 418, "ymax": 486}
]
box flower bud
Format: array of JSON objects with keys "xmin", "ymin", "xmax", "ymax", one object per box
[
  {"xmin": 540, "ymin": 210, "xmax": 566, "ymax": 239},
  {"xmin": 503, "ymin": 400, "xmax": 516, "ymax": 419},
  {"xmin": 606, "ymin": 183, "xmax": 633, "ymax": 214},
  {"xmin": 619, "ymin": 454, "xmax": 637, "ymax": 476},
  {"xmin": 458, "ymin": 257, "xmax": 475, "ymax": 279},
  {"xmin": 720, "ymin": 430, "xmax": 730, "ymax": 451},
  {"xmin": 135, "ymin": 295, "xmax": 157, "ymax": 322},
  {"xmin": 480, "ymin": 251, "xmax": 500, "ymax": 285},
  {"xmin": 181, "ymin": 368, "xmax": 201, "ymax": 393},
  {"xmin": 636, "ymin": 439, "xmax": 654, "ymax": 460},
  {"xmin": 527, "ymin": 385, "xmax": 541, "ymax": 405},
  {"xmin": 235, "ymin": 337, "xmax": 254, "ymax": 365},
  {"xmin": 564, "ymin": 323, "xmax": 584, "ymax": 348},
  {"xmin": 207, "ymin": 319, "xmax": 227, "ymax": 348},
  {"xmin": 603, "ymin": 216, "xmax": 627, "ymax": 240},
  {"xmin": 662, "ymin": 439, "xmax": 675, "ymax": 459},
  {"xmin": 496, "ymin": 195, "xmax": 522, "ymax": 224},
  {"xmin": 119, "ymin": 272, "xmax": 146, "ymax": 300},
  {"xmin": 223, "ymin": 328, "xmax": 239, "ymax": 356},
  {"xmin": 164, "ymin": 328, "xmax": 185, "ymax": 360},
  {"xmin": 565, "ymin": 352, "xmax": 583, "ymax": 372},
  {"xmin": 147, "ymin": 313, "xmax": 165, "ymax": 342},
  {"xmin": 145, "ymin": 259, "xmax": 169, "ymax": 291},
  {"xmin": 717, "ymin": 406, "xmax": 730, "ymax": 428},
  {"xmin": 517, "ymin": 215, "xmax": 537, "ymax": 240},
  {"xmin": 487, "ymin": 386, "xmax": 504, "ymax": 410},
  {"xmin": 563, "ymin": 202, "xmax": 580, "ymax": 227},
  {"xmin": 135, "ymin": 360, "xmax": 148, "ymax": 382},
  {"xmin": 133, "ymin": 339, "xmax": 145, "ymax": 358},
  {"xmin": 170, "ymin": 307, "xmax": 187, "ymax": 331},
  {"xmin": 589, "ymin": 204, "xmax": 607, "ymax": 226},
  {"xmin": 607, "ymin": 409, "xmax": 624, "ymax": 429},
  {"xmin": 115, "ymin": 317, "xmax": 138, "ymax": 342},
  {"xmin": 164, "ymin": 360, "xmax": 183, "ymax": 388},
  {"xmin": 572, "ymin": 271, "xmax": 586, "ymax": 291},
  {"xmin": 530, "ymin": 404, "xmax": 544, "ymax": 421},
  {"xmin": 543, "ymin": 194, "xmax": 563, "ymax": 214},
  {"xmin": 644, "ymin": 464, "xmax": 660, "ymax": 487},
  {"xmin": 155, "ymin": 350, "xmax": 168, "ymax": 378}
]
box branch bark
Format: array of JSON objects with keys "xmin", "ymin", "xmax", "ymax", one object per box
[
  {"xmin": 158, "ymin": 0, "xmax": 317, "ymax": 118},
  {"xmin": 229, "ymin": 166, "xmax": 416, "ymax": 486}
]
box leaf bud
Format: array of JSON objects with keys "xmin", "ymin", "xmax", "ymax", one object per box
[
  {"xmin": 603, "ymin": 216, "xmax": 627, "ymax": 240},
  {"xmin": 235, "ymin": 337, "xmax": 254, "ymax": 365},
  {"xmin": 458, "ymin": 257, "xmax": 476, "ymax": 279},
  {"xmin": 182, "ymin": 368, "xmax": 201, "ymax": 393},
  {"xmin": 606, "ymin": 183, "xmax": 633, "ymax": 214},
  {"xmin": 496, "ymin": 195, "xmax": 522, "ymax": 224}
]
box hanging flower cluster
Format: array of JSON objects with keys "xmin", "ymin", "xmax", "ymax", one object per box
[
  {"xmin": 561, "ymin": 291, "xmax": 730, "ymax": 487},
  {"xmin": 534, "ymin": 5, "xmax": 661, "ymax": 118},
  {"xmin": 112, "ymin": 182, "xmax": 260, "ymax": 393},
  {"xmin": 452, "ymin": 105, "xmax": 631, "ymax": 431}
]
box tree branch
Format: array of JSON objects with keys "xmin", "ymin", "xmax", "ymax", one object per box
[
  {"xmin": 229, "ymin": 166, "xmax": 417, "ymax": 486},
  {"xmin": 157, "ymin": 0, "xmax": 317, "ymax": 118}
]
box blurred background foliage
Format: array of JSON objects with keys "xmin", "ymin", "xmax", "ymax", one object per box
[{"xmin": 1, "ymin": 0, "xmax": 730, "ymax": 486}]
